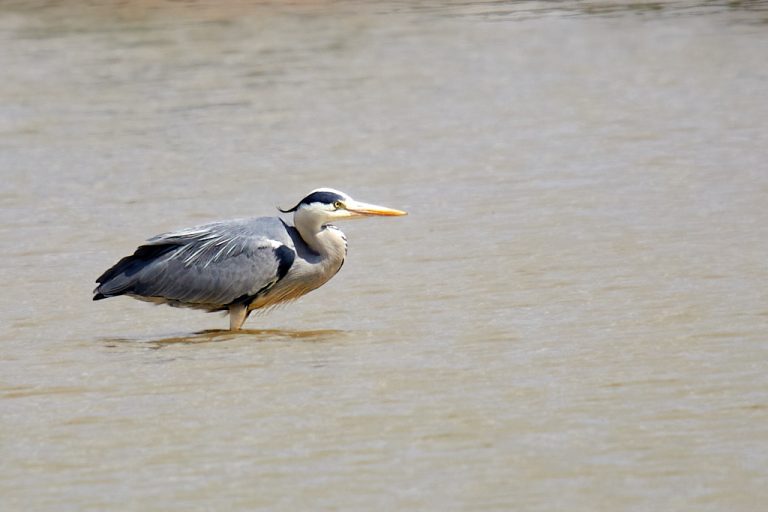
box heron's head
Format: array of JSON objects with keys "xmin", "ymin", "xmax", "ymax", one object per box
[{"xmin": 279, "ymin": 188, "xmax": 407, "ymax": 225}]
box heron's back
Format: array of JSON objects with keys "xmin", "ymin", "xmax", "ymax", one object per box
[{"xmin": 94, "ymin": 217, "xmax": 301, "ymax": 311}]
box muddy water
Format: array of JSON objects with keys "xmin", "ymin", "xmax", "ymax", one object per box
[{"xmin": 2, "ymin": 1, "xmax": 768, "ymax": 510}]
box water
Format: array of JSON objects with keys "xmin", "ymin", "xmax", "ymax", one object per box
[{"xmin": 2, "ymin": 1, "xmax": 768, "ymax": 510}]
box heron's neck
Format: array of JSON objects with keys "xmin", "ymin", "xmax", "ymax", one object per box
[{"xmin": 294, "ymin": 212, "xmax": 347, "ymax": 260}]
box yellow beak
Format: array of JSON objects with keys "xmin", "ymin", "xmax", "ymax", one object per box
[{"xmin": 345, "ymin": 200, "xmax": 408, "ymax": 217}]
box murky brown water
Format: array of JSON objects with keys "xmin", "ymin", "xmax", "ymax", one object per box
[{"xmin": 2, "ymin": 1, "xmax": 768, "ymax": 510}]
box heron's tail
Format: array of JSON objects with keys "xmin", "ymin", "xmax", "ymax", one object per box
[{"xmin": 93, "ymin": 244, "xmax": 178, "ymax": 300}]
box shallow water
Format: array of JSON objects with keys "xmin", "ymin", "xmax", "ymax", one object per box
[{"xmin": 2, "ymin": 1, "xmax": 768, "ymax": 510}]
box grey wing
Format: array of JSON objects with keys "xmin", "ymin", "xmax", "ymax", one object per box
[{"xmin": 94, "ymin": 217, "xmax": 296, "ymax": 309}]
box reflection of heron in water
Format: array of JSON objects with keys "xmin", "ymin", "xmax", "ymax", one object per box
[
  {"xmin": 93, "ymin": 188, "xmax": 407, "ymax": 330},
  {"xmin": 101, "ymin": 329, "xmax": 349, "ymax": 350}
]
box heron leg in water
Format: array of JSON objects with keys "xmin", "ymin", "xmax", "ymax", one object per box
[{"xmin": 229, "ymin": 304, "xmax": 248, "ymax": 330}]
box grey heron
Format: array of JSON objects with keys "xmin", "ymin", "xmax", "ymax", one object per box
[{"xmin": 93, "ymin": 188, "xmax": 407, "ymax": 330}]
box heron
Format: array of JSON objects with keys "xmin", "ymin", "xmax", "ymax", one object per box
[{"xmin": 93, "ymin": 188, "xmax": 407, "ymax": 330}]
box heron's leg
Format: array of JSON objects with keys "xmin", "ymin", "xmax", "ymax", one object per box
[{"xmin": 229, "ymin": 304, "xmax": 248, "ymax": 331}]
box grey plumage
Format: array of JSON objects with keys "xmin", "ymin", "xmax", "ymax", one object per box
[
  {"xmin": 94, "ymin": 217, "xmax": 303, "ymax": 311},
  {"xmin": 93, "ymin": 188, "xmax": 406, "ymax": 330}
]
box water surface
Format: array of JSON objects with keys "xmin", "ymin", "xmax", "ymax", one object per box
[{"xmin": 2, "ymin": 1, "xmax": 768, "ymax": 510}]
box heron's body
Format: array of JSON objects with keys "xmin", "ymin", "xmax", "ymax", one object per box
[{"xmin": 93, "ymin": 189, "xmax": 405, "ymax": 330}]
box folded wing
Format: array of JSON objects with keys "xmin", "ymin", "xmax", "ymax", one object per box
[{"xmin": 93, "ymin": 217, "xmax": 296, "ymax": 310}]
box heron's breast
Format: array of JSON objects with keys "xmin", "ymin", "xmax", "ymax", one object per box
[{"xmin": 247, "ymin": 257, "xmax": 342, "ymax": 311}]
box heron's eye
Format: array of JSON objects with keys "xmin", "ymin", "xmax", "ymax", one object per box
[{"xmin": 333, "ymin": 201, "xmax": 344, "ymax": 210}]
